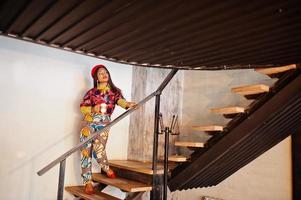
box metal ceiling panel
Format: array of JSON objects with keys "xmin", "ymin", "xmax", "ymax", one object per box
[{"xmin": 0, "ymin": 0, "xmax": 300, "ymax": 69}]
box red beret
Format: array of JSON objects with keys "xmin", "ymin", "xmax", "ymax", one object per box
[{"xmin": 91, "ymin": 64, "xmax": 105, "ymax": 78}]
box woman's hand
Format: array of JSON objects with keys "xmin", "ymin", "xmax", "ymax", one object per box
[{"xmin": 126, "ymin": 102, "xmax": 137, "ymax": 109}]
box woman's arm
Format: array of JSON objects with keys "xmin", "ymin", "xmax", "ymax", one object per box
[
  {"xmin": 80, "ymin": 90, "xmax": 94, "ymax": 121},
  {"xmin": 117, "ymin": 99, "xmax": 136, "ymax": 109}
]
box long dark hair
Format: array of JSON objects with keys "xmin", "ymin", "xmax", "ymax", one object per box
[{"xmin": 93, "ymin": 66, "xmax": 123, "ymax": 96}]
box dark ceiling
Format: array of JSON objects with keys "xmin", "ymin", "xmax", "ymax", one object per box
[{"xmin": 0, "ymin": 0, "xmax": 300, "ymax": 70}]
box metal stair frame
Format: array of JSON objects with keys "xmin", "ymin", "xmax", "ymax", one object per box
[{"xmin": 169, "ymin": 69, "xmax": 301, "ymax": 191}]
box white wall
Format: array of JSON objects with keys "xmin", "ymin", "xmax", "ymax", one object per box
[
  {"xmin": 173, "ymin": 137, "xmax": 292, "ymax": 200},
  {"xmin": 0, "ymin": 36, "xmax": 133, "ymax": 200}
]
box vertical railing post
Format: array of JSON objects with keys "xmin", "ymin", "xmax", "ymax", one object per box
[
  {"xmin": 151, "ymin": 69, "xmax": 178, "ymax": 200},
  {"xmin": 57, "ymin": 159, "xmax": 66, "ymax": 200},
  {"xmin": 151, "ymin": 94, "xmax": 162, "ymax": 200},
  {"xmin": 163, "ymin": 127, "xmax": 170, "ymax": 200}
]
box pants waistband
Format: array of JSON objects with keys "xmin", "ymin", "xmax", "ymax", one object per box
[{"xmin": 92, "ymin": 114, "xmax": 110, "ymax": 123}]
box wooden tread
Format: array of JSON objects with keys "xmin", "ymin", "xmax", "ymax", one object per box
[
  {"xmin": 168, "ymin": 155, "xmax": 188, "ymax": 162},
  {"xmin": 175, "ymin": 141, "xmax": 205, "ymax": 148},
  {"xmin": 65, "ymin": 186, "xmax": 119, "ymax": 200},
  {"xmin": 109, "ymin": 160, "xmax": 164, "ymax": 175},
  {"xmin": 160, "ymin": 155, "xmax": 188, "ymax": 162},
  {"xmin": 255, "ymin": 64, "xmax": 297, "ymax": 75},
  {"xmin": 192, "ymin": 125, "xmax": 223, "ymax": 131},
  {"xmin": 92, "ymin": 173, "xmax": 152, "ymax": 192},
  {"xmin": 231, "ymin": 84, "xmax": 269, "ymax": 95},
  {"xmin": 210, "ymin": 106, "xmax": 245, "ymax": 114}
]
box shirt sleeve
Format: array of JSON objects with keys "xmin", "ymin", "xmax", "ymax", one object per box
[
  {"xmin": 115, "ymin": 91, "xmax": 128, "ymax": 109},
  {"xmin": 80, "ymin": 90, "xmax": 93, "ymax": 115}
]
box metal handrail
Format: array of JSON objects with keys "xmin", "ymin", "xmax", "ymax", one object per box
[{"xmin": 37, "ymin": 69, "xmax": 178, "ymax": 176}]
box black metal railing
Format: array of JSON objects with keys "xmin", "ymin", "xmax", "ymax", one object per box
[
  {"xmin": 37, "ymin": 69, "xmax": 178, "ymax": 200},
  {"xmin": 158, "ymin": 114, "xmax": 179, "ymax": 200}
]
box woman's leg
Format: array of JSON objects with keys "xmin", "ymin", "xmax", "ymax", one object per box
[
  {"xmin": 80, "ymin": 125, "xmax": 93, "ymax": 185},
  {"xmin": 93, "ymin": 129, "xmax": 110, "ymax": 173}
]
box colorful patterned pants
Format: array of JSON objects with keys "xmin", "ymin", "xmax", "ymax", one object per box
[{"xmin": 80, "ymin": 120, "xmax": 110, "ymax": 184}]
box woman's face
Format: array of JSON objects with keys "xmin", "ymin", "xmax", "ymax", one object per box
[{"xmin": 97, "ymin": 68, "xmax": 109, "ymax": 83}]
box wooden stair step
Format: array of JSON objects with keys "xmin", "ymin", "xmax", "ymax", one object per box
[
  {"xmin": 65, "ymin": 186, "xmax": 119, "ymax": 200},
  {"xmin": 168, "ymin": 155, "xmax": 188, "ymax": 162},
  {"xmin": 109, "ymin": 160, "xmax": 164, "ymax": 175},
  {"xmin": 92, "ymin": 173, "xmax": 152, "ymax": 192},
  {"xmin": 210, "ymin": 106, "xmax": 245, "ymax": 114},
  {"xmin": 160, "ymin": 155, "xmax": 188, "ymax": 162},
  {"xmin": 175, "ymin": 141, "xmax": 205, "ymax": 148},
  {"xmin": 255, "ymin": 64, "xmax": 297, "ymax": 75},
  {"xmin": 231, "ymin": 84, "xmax": 269, "ymax": 95},
  {"xmin": 192, "ymin": 125, "xmax": 223, "ymax": 131}
]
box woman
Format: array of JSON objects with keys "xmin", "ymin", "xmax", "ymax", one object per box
[{"xmin": 79, "ymin": 64, "xmax": 136, "ymax": 194}]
